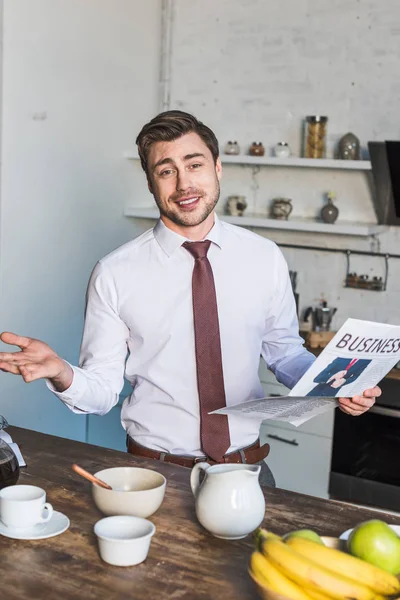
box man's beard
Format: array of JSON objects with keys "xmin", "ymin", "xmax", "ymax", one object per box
[{"xmin": 154, "ymin": 179, "xmax": 220, "ymax": 228}]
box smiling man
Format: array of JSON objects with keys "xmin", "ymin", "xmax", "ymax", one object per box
[{"xmin": 0, "ymin": 111, "xmax": 380, "ymax": 486}]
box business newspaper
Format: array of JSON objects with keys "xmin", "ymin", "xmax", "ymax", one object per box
[{"xmin": 211, "ymin": 318, "xmax": 400, "ymax": 426}]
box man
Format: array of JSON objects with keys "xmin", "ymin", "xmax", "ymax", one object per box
[
  {"xmin": 306, "ymin": 357, "xmax": 371, "ymax": 397},
  {"xmin": 0, "ymin": 111, "xmax": 380, "ymax": 487}
]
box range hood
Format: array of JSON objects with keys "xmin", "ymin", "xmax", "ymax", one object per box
[{"xmin": 368, "ymin": 141, "xmax": 400, "ymax": 226}]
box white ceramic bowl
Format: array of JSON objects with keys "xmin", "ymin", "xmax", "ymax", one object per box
[
  {"xmin": 340, "ymin": 524, "xmax": 400, "ymax": 540},
  {"xmin": 94, "ymin": 515, "xmax": 155, "ymax": 567},
  {"xmin": 92, "ymin": 467, "xmax": 166, "ymax": 518}
]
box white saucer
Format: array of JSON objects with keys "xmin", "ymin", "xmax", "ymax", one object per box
[
  {"xmin": 0, "ymin": 511, "xmax": 70, "ymax": 540},
  {"xmin": 340, "ymin": 524, "xmax": 400, "ymax": 540}
]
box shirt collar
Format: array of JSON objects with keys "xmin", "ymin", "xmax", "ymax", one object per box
[{"xmin": 153, "ymin": 213, "xmax": 223, "ymax": 257}]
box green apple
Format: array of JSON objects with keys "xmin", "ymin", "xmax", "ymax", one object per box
[
  {"xmin": 348, "ymin": 520, "xmax": 400, "ymax": 575},
  {"xmin": 283, "ymin": 529, "xmax": 324, "ymax": 545}
]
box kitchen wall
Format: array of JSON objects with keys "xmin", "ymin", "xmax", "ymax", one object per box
[
  {"xmin": 170, "ymin": 0, "xmax": 400, "ymax": 156},
  {"xmin": 0, "ymin": 0, "xmax": 161, "ymax": 439},
  {"xmin": 159, "ymin": 0, "xmax": 400, "ymax": 328}
]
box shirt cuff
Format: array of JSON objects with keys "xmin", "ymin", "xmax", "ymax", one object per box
[
  {"xmin": 276, "ymin": 349, "xmax": 316, "ymax": 389},
  {"xmin": 45, "ymin": 363, "xmax": 88, "ymax": 408}
]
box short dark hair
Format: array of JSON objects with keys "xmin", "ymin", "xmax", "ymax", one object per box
[{"xmin": 136, "ymin": 110, "xmax": 219, "ymax": 176}]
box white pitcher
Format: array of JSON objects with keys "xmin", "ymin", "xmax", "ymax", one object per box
[{"xmin": 190, "ymin": 463, "xmax": 265, "ymax": 540}]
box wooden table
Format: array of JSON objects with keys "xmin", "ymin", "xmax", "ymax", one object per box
[{"xmin": 2, "ymin": 427, "xmax": 400, "ymax": 600}]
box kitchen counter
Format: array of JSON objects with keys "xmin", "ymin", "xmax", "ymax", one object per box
[{"xmin": 2, "ymin": 426, "xmax": 400, "ymax": 599}]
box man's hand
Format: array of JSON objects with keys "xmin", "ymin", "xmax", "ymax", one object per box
[
  {"xmin": 0, "ymin": 332, "xmax": 73, "ymax": 392},
  {"xmin": 338, "ymin": 386, "xmax": 381, "ymax": 416}
]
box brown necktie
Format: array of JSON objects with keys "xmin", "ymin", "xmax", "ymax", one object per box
[{"xmin": 183, "ymin": 240, "xmax": 231, "ymax": 462}]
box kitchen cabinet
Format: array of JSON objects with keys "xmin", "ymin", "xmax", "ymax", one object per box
[
  {"xmin": 258, "ymin": 358, "xmax": 334, "ymax": 498},
  {"xmin": 260, "ymin": 422, "xmax": 333, "ymax": 499}
]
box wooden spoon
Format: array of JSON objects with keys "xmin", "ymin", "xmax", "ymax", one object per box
[{"xmin": 72, "ymin": 464, "xmax": 112, "ymax": 490}]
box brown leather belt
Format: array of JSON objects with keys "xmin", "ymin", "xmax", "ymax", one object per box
[{"xmin": 126, "ymin": 436, "xmax": 270, "ymax": 468}]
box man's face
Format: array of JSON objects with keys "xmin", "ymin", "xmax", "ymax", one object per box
[{"xmin": 146, "ymin": 132, "xmax": 222, "ymax": 231}]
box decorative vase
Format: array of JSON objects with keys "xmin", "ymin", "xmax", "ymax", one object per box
[
  {"xmin": 249, "ymin": 142, "xmax": 265, "ymax": 156},
  {"xmin": 224, "ymin": 141, "xmax": 240, "ymax": 155},
  {"xmin": 225, "ymin": 195, "xmax": 247, "ymax": 216},
  {"xmin": 321, "ymin": 192, "xmax": 339, "ymax": 224},
  {"xmin": 270, "ymin": 198, "xmax": 293, "ymax": 220},
  {"xmin": 274, "ymin": 142, "xmax": 291, "ymax": 158},
  {"xmin": 338, "ymin": 132, "xmax": 360, "ymax": 160}
]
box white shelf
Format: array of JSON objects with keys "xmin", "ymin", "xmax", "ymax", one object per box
[
  {"xmin": 220, "ymin": 155, "xmax": 371, "ymax": 170},
  {"xmin": 124, "ymin": 151, "xmax": 371, "ymax": 171},
  {"xmin": 124, "ymin": 207, "xmax": 386, "ymax": 237}
]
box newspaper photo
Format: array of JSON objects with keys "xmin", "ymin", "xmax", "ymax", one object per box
[{"xmin": 211, "ymin": 318, "xmax": 400, "ymax": 427}]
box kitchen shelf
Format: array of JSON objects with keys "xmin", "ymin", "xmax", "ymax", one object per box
[
  {"xmin": 124, "ymin": 207, "xmax": 386, "ymax": 237},
  {"xmin": 124, "ymin": 151, "xmax": 371, "ymax": 171}
]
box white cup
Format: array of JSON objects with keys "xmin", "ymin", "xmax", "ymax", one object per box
[
  {"xmin": 94, "ymin": 515, "xmax": 156, "ymax": 567},
  {"xmin": 0, "ymin": 485, "xmax": 53, "ymax": 530}
]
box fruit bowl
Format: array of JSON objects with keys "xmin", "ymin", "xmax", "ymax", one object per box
[
  {"xmin": 249, "ymin": 535, "xmax": 400, "ymax": 600},
  {"xmin": 340, "ymin": 524, "xmax": 400, "ymax": 541}
]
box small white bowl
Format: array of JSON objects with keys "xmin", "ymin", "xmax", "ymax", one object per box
[
  {"xmin": 92, "ymin": 467, "xmax": 166, "ymax": 518},
  {"xmin": 94, "ymin": 515, "xmax": 156, "ymax": 567}
]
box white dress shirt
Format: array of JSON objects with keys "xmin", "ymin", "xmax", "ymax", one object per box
[{"xmin": 49, "ymin": 214, "xmax": 315, "ymax": 455}]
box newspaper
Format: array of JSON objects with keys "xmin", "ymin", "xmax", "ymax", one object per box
[{"xmin": 211, "ymin": 318, "xmax": 400, "ymax": 426}]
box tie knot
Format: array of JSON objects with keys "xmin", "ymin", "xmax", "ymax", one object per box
[{"xmin": 183, "ymin": 240, "xmax": 211, "ymax": 260}]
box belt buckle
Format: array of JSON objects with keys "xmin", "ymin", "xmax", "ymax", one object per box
[
  {"xmin": 222, "ymin": 448, "xmax": 247, "ymax": 464},
  {"xmin": 195, "ymin": 455, "xmax": 218, "ymax": 466},
  {"xmin": 238, "ymin": 448, "xmax": 246, "ymax": 464}
]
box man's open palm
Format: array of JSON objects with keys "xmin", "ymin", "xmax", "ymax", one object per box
[{"xmin": 0, "ymin": 332, "xmax": 67, "ymax": 383}]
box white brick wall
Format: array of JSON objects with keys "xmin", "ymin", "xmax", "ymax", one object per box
[
  {"xmin": 163, "ymin": 0, "xmax": 400, "ymax": 326},
  {"xmin": 169, "ymin": 0, "xmax": 400, "ymax": 152}
]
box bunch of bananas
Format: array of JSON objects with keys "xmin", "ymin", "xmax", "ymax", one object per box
[{"xmin": 250, "ymin": 529, "xmax": 400, "ymax": 600}]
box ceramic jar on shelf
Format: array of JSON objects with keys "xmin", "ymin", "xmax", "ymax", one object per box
[
  {"xmin": 274, "ymin": 142, "xmax": 291, "ymax": 158},
  {"xmin": 320, "ymin": 192, "xmax": 339, "ymax": 224},
  {"xmin": 337, "ymin": 132, "xmax": 360, "ymax": 160},
  {"xmin": 270, "ymin": 198, "xmax": 293, "ymax": 220},
  {"xmin": 249, "ymin": 141, "xmax": 265, "ymax": 156},
  {"xmin": 225, "ymin": 195, "xmax": 247, "ymax": 217},
  {"xmin": 224, "ymin": 141, "xmax": 240, "ymax": 155},
  {"xmin": 304, "ymin": 116, "xmax": 328, "ymax": 158}
]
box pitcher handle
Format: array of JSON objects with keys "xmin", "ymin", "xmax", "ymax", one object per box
[{"xmin": 190, "ymin": 462, "xmax": 211, "ymax": 498}]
